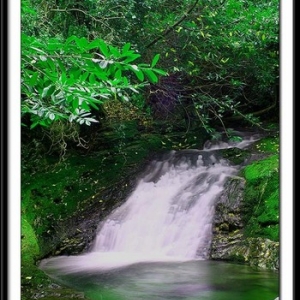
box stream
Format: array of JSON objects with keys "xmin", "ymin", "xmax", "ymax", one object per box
[{"xmin": 39, "ymin": 131, "xmax": 279, "ymax": 299}]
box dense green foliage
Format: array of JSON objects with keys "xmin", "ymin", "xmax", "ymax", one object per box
[
  {"xmin": 22, "ymin": 0, "xmax": 279, "ymax": 145},
  {"xmin": 22, "ymin": 31, "xmax": 166, "ymax": 129},
  {"xmin": 138, "ymin": 0, "xmax": 279, "ymax": 123},
  {"xmin": 20, "ymin": 1, "xmax": 280, "ymax": 297}
]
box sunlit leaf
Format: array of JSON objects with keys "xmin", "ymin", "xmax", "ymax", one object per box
[
  {"xmin": 151, "ymin": 54, "xmax": 160, "ymax": 68},
  {"xmin": 99, "ymin": 40, "xmax": 109, "ymax": 57},
  {"xmin": 29, "ymin": 73, "xmax": 38, "ymax": 87},
  {"xmin": 122, "ymin": 42, "xmax": 131, "ymax": 54},
  {"xmin": 144, "ymin": 69, "xmax": 158, "ymax": 83},
  {"xmin": 123, "ymin": 54, "xmax": 141, "ymax": 64}
]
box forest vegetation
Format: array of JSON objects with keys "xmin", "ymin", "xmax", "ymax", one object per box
[
  {"xmin": 22, "ymin": 0, "xmax": 279, "ymax": 154},
  {"xmin": 20, "ymin": 0, "xmax": 280, "ymax": 299}
]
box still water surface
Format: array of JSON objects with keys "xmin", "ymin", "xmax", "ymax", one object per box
[{"xmin": 42, "ymin": 259, "xmax": 279, "ymax": 300}]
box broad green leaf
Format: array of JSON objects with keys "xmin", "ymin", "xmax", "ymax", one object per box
[
  {"xmin": 30, "ymin": 46, "xmax": 47, "ymax": 54},
  {"xmin": 46, "ymin": 58, "xmax": 56, "ymax": 72},
  {"xmin": 46, "ymin": 85, "xmax": 56, "ymax": 97},
  {"xmin": 123, "ymin": 54, "xmax": 141, "ymax": 64},
  {"xmin": 29, "ymin": 73, "xmax": 38, "ymax": 87},
  {"xmin": 109, "ymin": 46, "xmax": 120, "ymax": 57},
  {"xmin": 152, "ymin": 68, "xmax": 168, "ymax": 76},
  {"xmin": 129, "ymin": 65, "xmax": 144, "ymax": 81},
  {"xmin": 70, "ymin": 69, "xmax": 82, "ymax": 80},
  {"xmin": 44, "ymin": 70, "xmax": 58, "ymax": 82},
  {"xmin": 151, "ymin": 54, "xmax": 160, "ymax": 68},
  {"xmin": 72, "ymin": 98, "xmax": 79, "ymax": 110},
  {"xmin": 87, "ymin": 39, "xmax": 104, "ymax": 50},
  {"xmin": 57, "ymin": 60, "xmax": 66, "ymax": 74},
  {"xmin": 115, "ymin": 69, "xmax": 122, "ymax": 80},
  {"xmin": 144, "ymin": 69, "xmax": 158, "ymax": 83},
  {"xmin": 66, "ymin": 94, "xmax": 75, "ymax": 104},
  {"xmin": 95, "ymin": 72, "xmax": 107, "ymax": 81},
  {"xmin": 66, "ymin": 77, "xmax": 76, "ymax": 86},
  {"xmin": 122, "ymin": 43, "xmax": 131, "ymax": 54},
  {"xmin": 81, "ymin": 101, "xmax": 90, "ymax": 111},
  {"xmin": 59, "ymin": 72, "xmax": 67, "ymax": 84},
  {"xmin": 42, "ymin": 85, "xmax": 55, "ymax": 98},
  {"xmin": 30, "ymin": 119, "xmax": 48, "ymax": 129},
  {"xmin": 47, "ymin": 39, "xmax": 63, "ymax": 51},
  {"xmin": 30, "ymin": 121, "xmax": 39, "ymax": 129},
  {"xmin": 81, "ymin": 72, "xmax": 89, "ymax": 82},
  {"xmin": 75, "ymin": 37, "xmax": 88, "ymax": 50},
  {"xmin": 89, "ymin": 73, "xmax": 96, "ymax": 84},
  {"xmin": 99, "ymin": 40, "xmax": 109, "ymax": 57},
  {"xmin": 89, "ymin": 99, "xmax": 101, "ymax": 109},
  {"xmin": 135, "ymin": 70, "xmax": 144, "ymax": 81},
  {"xmin": 66, "ymin": 35, "xmax": 77, "ymax": 44}
]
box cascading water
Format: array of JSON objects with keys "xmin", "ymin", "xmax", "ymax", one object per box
[
  {"xmin": 91, "ymin": 151, "xmax": 236, "ymax": 260},
  {"xmin": 39, "ymin": 132, "xmax": 280, "ymax": 300},
  {"xmin": 40, "ymin": 132, "xmax": 262, "ymax": 274}
]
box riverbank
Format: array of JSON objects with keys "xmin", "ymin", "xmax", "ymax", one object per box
[{"xmin": 21, "ymin": 123, "xmax": 279, "ymax": 299}]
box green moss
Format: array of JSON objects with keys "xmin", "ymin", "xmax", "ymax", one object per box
[
  {"xmin": 252, "ymin": 136, "xmax": 279, "ymax": 154},
  {"xmin": 21, "ymin": 216, "xmax": 40, "ymax": 265},
  {"xmin": 22, "ymin": 155, "xmax": 103, "ymax": 241},
  {"xmin": 21, "ymin": 216, "xmax": 54, "ymax": 300},
  {"xmin": 242, "ymin": 153, "xmax": 279, "ymax": 241},
  {"xmin": 243, "ymin": 154, "xmax": 279, "ymax": 182}
]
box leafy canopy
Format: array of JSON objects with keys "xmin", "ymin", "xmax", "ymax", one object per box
[{"xmin": 21, "ymin": 34, "xmax": 167, "ymax": 129}]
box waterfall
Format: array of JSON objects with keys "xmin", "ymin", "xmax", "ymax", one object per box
[
  {"xmin": 91, "ymin": 151, "xmax": 236, "ymax": 260},
  {"xmin": 39, "ymin": 133, "xmax": 261, "ymax": 274}
]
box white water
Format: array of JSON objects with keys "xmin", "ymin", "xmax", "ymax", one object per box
[
  {"xmin": 40, "ymin": 133, "xmax": 261, "ymax": 274},
  {"xmin": 92, "ymin": 155, "xmax": 234, "ymax": 259}
]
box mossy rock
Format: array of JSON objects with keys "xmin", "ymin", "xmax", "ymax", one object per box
[
  {"xmin": 242, "ymin": 154, "xmax": 279, "ymax": 241},
  {"xmin": 22, "ymin": 216, "xmax": 40, "ymax": 266},
  {"xmin": 250, "ymin": 136, "xmax": 279, "ymax": 154},
  {"xmin": 220, "ymin": 147, "xmax": 251, "ymax": 165}
]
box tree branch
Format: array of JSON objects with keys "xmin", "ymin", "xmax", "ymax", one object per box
[{"xmin": 145, "ymin": 0, "xmax": 200, "ymax": 49}]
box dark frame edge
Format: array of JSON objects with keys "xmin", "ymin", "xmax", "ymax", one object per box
[{"xmin": 2, "ymin": 0, "xmax": 9, "ymax": 299}]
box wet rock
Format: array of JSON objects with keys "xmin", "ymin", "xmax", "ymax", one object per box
[{"xmin": 210, "ymin": 174, "xmax": 279, "ymax": 270}]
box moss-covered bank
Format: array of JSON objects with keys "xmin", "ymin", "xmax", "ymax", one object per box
[
  {"xmin": 21, "ymin": 121, "xmax": 279, "ymax": 299},
  {"xmin": 243, "ymin": 154, "xmax": 279, "ymax": 241},
  {"xmin": 210, "ymin": 134, "xmax": 279, "ymax": 269},
  {"xmin": 21, "ymin": 121, "xmax": 210, "ymax": 299}
]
